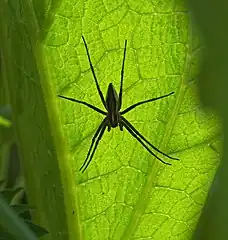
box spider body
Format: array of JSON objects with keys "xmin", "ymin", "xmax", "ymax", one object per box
[
  {"xmin": 58, "ymin": 36, "xmax": 179, "ymax": 172},
  {"xmin": 106, "ymin": 83, "xmax": 121, "ymax": 130}
]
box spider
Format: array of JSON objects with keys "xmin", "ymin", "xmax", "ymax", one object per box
[{"xmin": 58, "ymin": 36, "xmax": 179, "ymax": 173}]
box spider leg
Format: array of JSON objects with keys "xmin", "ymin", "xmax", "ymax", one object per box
[
  {"xmin": 120, "ymin": 92, "xmax": 175, "ymax": 115},
  {"xmin": 81, "ymin": 120, "xmax": 107, "ymax": 173},
  {"xmin": 121, "ymin": 119, "xmax": 171, "ymax": 165},
  {"xmin": 119, "ymin": 121, "xmax": 123, "ymax": 131},
  {"xmin": 118, "ymin": 40, "xmax": 127, "ymax": 110},
  {"xmin": 82, "ymin": 36, "xmax": 107, "ymax": 109},
  {"xmin": 121, "ymin": 116, "xmax": 179, "ymax": 161},
  {"xmin": 58, "ymin": 95, "xmax": 106, "ymax": 115},
  {"xmin": 80, "ymin": 118, "xmax": 107, "ymax": 172}
]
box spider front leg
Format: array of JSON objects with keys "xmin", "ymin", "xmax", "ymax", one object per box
[
  {"xmin": 82, "ymin": 36, "xmax": 107, "ymax": 109},
  {"xmin": 118, "ymin": 40, "xmax": 127, "ymax": 110},
  {"xmin": 58, "ymin": 95, "xmax": 106, "ymax": 115},
  {"xmin": 120, "ymin": 92, "xmax": 175, "ymax": 115}
]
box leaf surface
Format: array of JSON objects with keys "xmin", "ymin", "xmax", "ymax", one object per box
[{"xmin": 44, "ymin": 0, "xmax": 220, "ymax": 239}]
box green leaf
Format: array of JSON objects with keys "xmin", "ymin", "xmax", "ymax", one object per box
[
  {"xmin": 0, "ymin": 0, "xmax": 75, "ymax": 239},
  {"xmin": 0, "ymin": 188, "xmax": 21, "ymax": 204},
  {"xmin": 0, "ymin": 0, "xmax": 221, "ymax": 240},
  {"xmin": 0, "ymin": 116, "xmax": 11, "ymax": 128},
  {"xmin": 0, "ymin": 230, "xmax": 15, "ymax": 240},
  {"xmin": 0, "ymin": 105, "xmax": 13, "ymax": 146},
  {"xmin": 23, "ymin": 220, "xmax": 49, "ymax": 237},
  {"xmin": 11, "ymin": 204, "xmax": 35, "ymax": 215},
  {"xmin": 44, "ymin": 0, "xmax": 220, "ymax": 239},
  {"xmin": 0, "ymin": 195, "xmax": 38, "ymax": 240}
]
